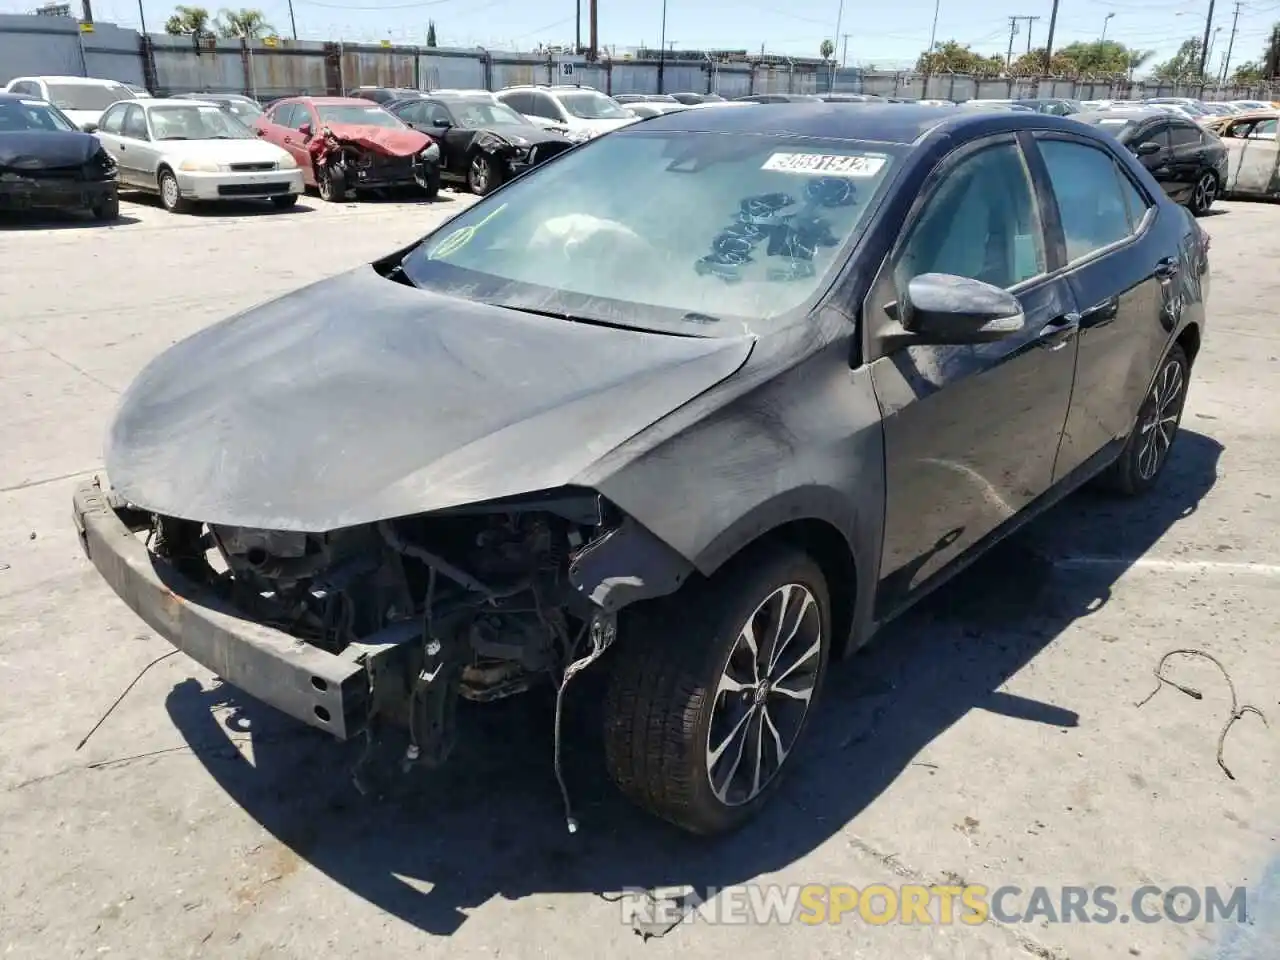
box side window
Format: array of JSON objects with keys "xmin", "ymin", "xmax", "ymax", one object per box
[
  {"xmin": 292, "ymin": 105, "xmax": 314, "ymax": 130},
  {"xmin": 1169, "ymin": 124, "xmax": 1202, "ymax": 148},
  {"xmin": 1150, "ymin": 124, "xmax": 1172, "ymax": 150},
  {"xmin": 424, "ymin": 101, "xmax": 453, "ymax": 126},
  {"xmin": 894, "ymin": 142, "xmax": 1046, "ymax": 292},
  {"xmin": 98, "ymin": 103, "xmax": 125, "ymax": 134},
  {"xmin": 501, "ymin": 92, "xmax": 529, "ymax": 115},
  {"xmin": 276, "ymin": 103, "xmax": 299, "ymax": 128},
  {"xmin": 1038, "ymin": 139, "xmax": 1135, "ymax": 262},
  {"xmin": 13, "ymin": 81, "xmax": 36, "ymax": 96},
  {"xmin": 533, "ymin": 93, "xmax": 562, "ymax": 119},
  {"xmin": 1251, "ymin": 118, "xmax": 1277, "ymax": 138},
  {"xmin": 121, "ymin": 104, "xmax": 148, "ymax": 140},
  {"xmin": 1113, "ymin": 166, "xmax": 1153, "ymax": 232}
]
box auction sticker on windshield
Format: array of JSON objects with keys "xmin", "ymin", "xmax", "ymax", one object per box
[{"xmin": 762, "ymin": 152, "xmax": 887, "ymax": 176}]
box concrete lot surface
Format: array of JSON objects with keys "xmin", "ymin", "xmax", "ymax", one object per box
[{"xmin": 0, "ymin": 192, "xmax": 1276, "ymax": 960}]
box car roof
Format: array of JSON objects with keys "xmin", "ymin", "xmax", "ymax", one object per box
[
  {"xmin": 289, "ymin": 96, "xmax": 377, "ymax": 106},
  {"xmin": 625, "ymin": 101, "xmax": 1091, "ymax": 145},
  {"xmin": 11, "ymin": 75, "xmax": 128, "ymax": 85},
  {"xmin": 137, "ymin": 98, "xmax": 221, "ymax": 108},
  {"xmin": 1075, "ymin": 108, "xmax": 1169, "ymax": 121}
]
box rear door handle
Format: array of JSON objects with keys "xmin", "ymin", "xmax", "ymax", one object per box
[
  {"xmin": 1037, "ymin": 312, "xmax": 1081, "ymax": 351},
  {"xmin": 1081, "ymin": 296, "xmax": 1120, "ymax": 327},
  {"xmin": 1154, "ymin": 256, "xmax": 1180, "ymax": 280}
]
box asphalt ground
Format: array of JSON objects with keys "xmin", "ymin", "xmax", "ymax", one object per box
[{"xmin": 0, "ymin": 189, "xmax": 1275, "ymax": 960}]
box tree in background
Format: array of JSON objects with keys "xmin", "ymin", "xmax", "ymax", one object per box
[
  {"xmin": 426, "ymin": 20, "xmax": 437, "ymax": 47},
  {"xmin": 164, "ymin": 4, "xmax": 212, "ymax": 35},
  {"xmin": 820, "ymin": 38, "xmax": 835, "ymax": 61},
  {"xmin": 916, "ymin": 40, "xmax": 1003, "ymax": 76},
  {"xmin": 1011, "ymin": 41, "xmax": 1153, "ymax": 78},
  {"xmin": 215, "ymin": 8, "xmax": 274, "ymax": 38},
  {"xmin": 1151, "ymin": 38, "xmax": 1205, "ymax": 82},
  {"xmin": 1232, "ymin": 60, "xmax": 1264, "ymax": 83},
  {"xmin": 1263, "ymin": 24, "xmax": 1280, "ymax": 79}
]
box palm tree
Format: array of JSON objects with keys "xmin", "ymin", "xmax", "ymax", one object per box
[
  {"xmin": 820, "ymin": 38, "xmax": 835, "ymax": 60},
  {"xmin": 164, "ymin": 5, "xmax": 212, "ymax": 35},
  {"xmin": 215, "ymin": 7, "xmax": 275, "ymax": 39},
  {"xmin": 1127, "ymin": 48, "xmax": 1155, "ymax": 80}
]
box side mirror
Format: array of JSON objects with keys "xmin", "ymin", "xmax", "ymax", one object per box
[
  {"xmin": 891, "ymin": 273, "xmax": 1025, "ymax": 346},
  {"xmin": 432, "ymin": 117, "xmax": 451, "ymax": 128},
  {"xmin": 80, "ymin": 122, "xmax": 98, "ymax": 133},
  {"xmin": 297, "ymin": 122, "xmax": 312, "ymax": 138},
  {"xmin": 1135, "ymin": 140, "xmax": 1161, "ymax": 156}
]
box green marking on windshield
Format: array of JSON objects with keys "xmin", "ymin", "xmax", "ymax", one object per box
[{"xmin": 427, "ymin": 203, "xmax": 508, "ymax": 260}]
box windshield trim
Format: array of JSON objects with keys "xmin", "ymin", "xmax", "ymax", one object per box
[{"xmin": 396, "ymin": 130, "xmax": 905, "ymax": 337}]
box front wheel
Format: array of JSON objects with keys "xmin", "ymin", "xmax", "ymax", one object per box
[
  {"xmin": 158, "ymin": 171, "xmax": 189, "ymax": 214},
  {"xmin": 317, "ymin": 165, "xmax": 346, "ymax": 203},
  {"xmin": 271, "ymin": 193, "xmax": 300, "ymax": 209},
  {"xmin": 1188, "ymin": 171, "xmax": 1218, "ymax": 216},
  {"xmin": 603, "ymin": 542, "xmax": 831, "ymax": 835},
  {"xmin": 466, "ymin": 151, "xmax": 502, "ymax": 196},
  {"xmin": 91, "ymin": 191, "xmax": 120, "ymax": 221},
  {"xmin": 1100, "ymin": 343, "xmax": 1190, "ymax": 496}
]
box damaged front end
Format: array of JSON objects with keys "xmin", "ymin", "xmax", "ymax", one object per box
[
  {"xmin": 309, "ymin": 125, "xmax": 441, "ymax": 196},
  {"xmin": 73, "ymin": 479, "xmax": 691, "ymax": 821}
]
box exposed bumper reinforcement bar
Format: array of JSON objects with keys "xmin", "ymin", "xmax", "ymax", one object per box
[{"xmin": 72, "ymin": 480, "xmax": 372, "ymax": 740}]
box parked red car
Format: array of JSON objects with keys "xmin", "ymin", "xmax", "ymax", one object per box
[{"xmin": 251, "ymin": 96, "xmax": 442, "ymax": 201}]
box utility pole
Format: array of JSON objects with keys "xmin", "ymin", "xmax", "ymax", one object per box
[
  {"xmin": 1006, "ymin": 16, "xmax": 1019, "ymax": 71},
  {"xmin": 927, "ymin": 0, "xmax": 941, "ymax": 57},
  {"xmin": 287, "ymin": 0, "xmax": 297, "ymax": 39},
  {"xmin": 841, "ymin": 32, "xmax": 850, "ymax": 68},
  {"xmin": 575, "ymin": 0, "xmax": 581, "ymax": 54},
  {"xmin": 588, "ymin": 0, "xmax": 597, "ymax": 59},
  {"xmin": 1025, "ymin": 15, "xmax": 1039, "ymax": 53},
  {"xmin": 1042, "ymin": 0, "xmax": 1062, "ymax": 82},
  {"xmin": 1198, "ymin": 0, "xmax": 1216, "ymax": 78},
  {"xmin": 1220, "ymin": 0, "xmax": 1241, "ymax": 84},
  {"xmin": 830, "ymin": 0, "xmax": 844, "ymax": 92},
  {"xmin": 658, "ymin": 0, "xmax": 667, "ymax": 91}
]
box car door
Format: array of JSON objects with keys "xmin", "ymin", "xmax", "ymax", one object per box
[
  {"xmin": 1132, "ymin": 121, "xmax": 1180, "ymax": 199},
  {"xmin": 1229, "ymin": 118, "xmax": 1280, "ymax": 196},
  {"xmin": 1029, "ymin": 133, "xmax": 1168, "ymax": 478},
  {"xmin": 93, "ymin": 101, "xmax": 129, "ymax": 179},
  {"xmin": 415, "ymin": 100, "xmax": 466, "ymax": 174},
  {"xmin": 1167, "ymin": 121, "xmax": 1207, "ymax": 198},
  {"xmin": 114, "ymin": 104, "xmax": 152, "ymax": 187},
  {"xmin": 865, "ymin": 134, "xmax": 1081, "ymax": 616}
]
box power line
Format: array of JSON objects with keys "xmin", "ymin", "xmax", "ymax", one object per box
[
  {"xmin": 1198, "ymin": 0, "xmax": 1218, "ymax": 74},
  {"xmin": 1220, "ymin": 0, "xmax": 1243, "ymax": 80},
  {"xmin": 1005, "ymin": 14, "xmax": 1039, "ymax": 68}
]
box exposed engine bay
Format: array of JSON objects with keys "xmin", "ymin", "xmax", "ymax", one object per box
[
  {"xmin": 308, "ymin": 125, "xmax": 440, "ymax": 196},
  {"xmin": 137, "ymin": 489, "xmax": 690, "ymax": 829}
]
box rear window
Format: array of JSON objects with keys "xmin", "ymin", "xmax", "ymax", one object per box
[
  {"xmin": 400, "ymin": 131, "xmax": 901, "ymax": 334},
  {"xmin": 316, "ymin": 104, "xmax": 406, "ymax": 128},
  {"xmin": 45, "ymin": 82, "xmax": 133, "ymax": 112}
]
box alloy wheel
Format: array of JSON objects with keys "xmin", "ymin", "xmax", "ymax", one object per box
[
  {"xmin": 161, "ymin": 175, "xmax": 180, "ymax": 210},
  {"xmin": 468, "ymin": 155, "xmax": 491, "ymax": 194},
  {"xmin": 1137, "ymin": 357, "xmax": 1185, "ymax": 480},
  {"xmin": 1194, "ymin": 173, "xmax": 1217, "ymax": 212},
  {"xmin": 705, "ymin": 582, "xmax": 823, "ymax": 807}
]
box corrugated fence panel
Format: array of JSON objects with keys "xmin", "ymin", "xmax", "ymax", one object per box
[
  {"xmin": 712, "ymin": 67, "xmax": 751, "ymax": 97},
  {"xmin": 660, "ymin": 64, "xmax": 704, "ymax": 93},
  {"xmin": 490, "ymin": 57, "xmax": 551, "ymax": 89},
  {"xmin": 0, "ymin": 14, "xmax": 83, "ymax": 83},
  {"xmin": 251, "ymin": 45, "xmax": 330, "ymax": 97},
  {"xmin": 974, "ymin": 78, "xmax": 1013, "ymax": 99},
  {"xmin": 152, "ymin": 40, "xmax": 245, "ymax": 94},
  {"xmin": 82, "ymin": 23, "xmax": 145, "ymax": 85},
  {"xmin": 420, "ymin": 52, "xmax": 484, "ymax": 89},
  {"xmin": 608, "ymin": 64, "xmax": 654, "ymax": 94},
  {"xmin": 340, "ymin": 48, "xmax": 415, "ymax": 89}
]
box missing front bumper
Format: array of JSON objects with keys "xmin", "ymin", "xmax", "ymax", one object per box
[{"xmin": 72, "ymin": 481, "xmax": 374, "ymax": 739}]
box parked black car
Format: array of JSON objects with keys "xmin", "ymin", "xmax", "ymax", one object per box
[
  {"xmin": 0, "ymin": 93, "xmax": 118, "ymax": 220},
  {"xmin": 1075, "ymin": 107, "xmax": 1229, "ymax": 215},
  {"xmin": 385, "ymin": 92, "xmax": 573, "ymax": 195},
  {"xmin": 347, "ymin": 86, "xmax": 426, "ymax": 105},
  {"xmin": 734, "ymin": 92, "xmax": 823, "ymax": 103},
  {"xmin": 170, "ymin": 92, "xmax": 264, "ymax": 124},
  {"xmin": 819, "ymin": 93, "xmax": 885, "ymax": 102},
  {"xmin": 75, "ymin": 103, "xmax": 1208, "ymax": 836}
]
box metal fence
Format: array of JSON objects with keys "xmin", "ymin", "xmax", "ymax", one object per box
[{"xmin": 1, "ymin": 14, "xmax": 1274, "ymax": 103}]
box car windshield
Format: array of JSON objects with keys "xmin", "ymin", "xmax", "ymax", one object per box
[
  {"xmin": 0, "ymin": 98, "xmax": 77, "ymax": 132},
  {"xmin": 214, "ymin": 98, "xmax": 263, "ymax": 121},
  {"xmin": 556, "ymin": 91, "xmax": 632, "ymax": 120},
  {"xmin": 450, "ymin": 101, "xmax": 528, "ymax": 126},
  {"xmin": 399, "ymin": 131, "xmax": 898, "ymax": 334},
  {"xmin": 148, "ymin": 104, "xmax": 253, "ymax": 140},
  {"xmin": 317, "ymin": 104, "xmax": 405, "ymax": 127},
  {"xmin": 45, "ymin": 82, "xmax": 134, "ymax": 111}
]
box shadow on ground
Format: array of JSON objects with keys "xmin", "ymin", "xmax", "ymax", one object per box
[
  {"xmin": 161, "ymin": 430, "xmax": 1223, "ymax": 937},
  {"xmin": 0, "ymin": 210, "xmax": 141, "ymax": 230},
  {"xmin": 119, "ymin": 192, "xmax": 316, "ymax": 217}
]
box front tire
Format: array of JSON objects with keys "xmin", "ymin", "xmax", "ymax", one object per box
[
  {"xmin": 91, "ymin": 190, "xmax": 120, "ymax": 221},
  {"xmin": 466, "ymin": 151, "xmax": 502, "ymax": 196},
  {"xmin": 603, "ymin": 543, "xmax": 831, "ymax": 835},
  {"xmin": 271, "ymin": 193, "xmax": 300, "ymax": 209},
  {"xmin": 1100, "ymin": 343, "xmax": 1190, "ymax": 496},
  {"xmin": 1188, "ymin": 171, "xmax": 1218, "ymax": 216},
  {"xmin": 158, "ymin": 170, "xmax": 189, "ymax": 214},
  {"xmin": 317, "ymin": 165, "xmax": 346, "ymax": 203}
]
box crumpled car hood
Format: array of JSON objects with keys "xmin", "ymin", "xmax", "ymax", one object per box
[
  {"xmin": 0, "ymin": 130, "xmax": 97, "ymax": 169},
  {"xmin": 320, "ymin": 124, "xmax": 430, "ymax": 156},
  {"xmin": 106, "ymin": 266, "xmax": 754, "ymax": 531}
]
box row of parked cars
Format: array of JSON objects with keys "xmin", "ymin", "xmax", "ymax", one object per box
[{"xmin": 2, "ymin": 72, "xmax": 1277, "ymax": 221}]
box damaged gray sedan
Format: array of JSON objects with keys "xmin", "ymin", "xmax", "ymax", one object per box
[{"xmin": 74, "ymin": 103, "xmax": 1207, "ymax": 836}]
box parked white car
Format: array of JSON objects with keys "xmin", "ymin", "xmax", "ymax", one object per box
[
  {"xmin": 2, "ymin": 75, "xmax": 137, "ymax": 129},
  {"xmin": 495, "ymin": 85, "xmax": 637, "ymax": 142},
  {"xmin": 91, "ymin": 98, "xmax": 304, "ymax": 213}
]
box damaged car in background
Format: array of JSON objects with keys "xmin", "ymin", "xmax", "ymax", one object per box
[
  {"xmin": 75, "ymin": 103, "xmax": 1207, "ymax": 837},
  {"xmin": 385, "ymin": 91, "xmax": 574, "ymax": 195},
  {"xmin": 252, "ymin": 96, "xmax": 441, "ymax": 201}
]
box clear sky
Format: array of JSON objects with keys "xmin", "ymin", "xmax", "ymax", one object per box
[{"xmin": 14, "ymin": 0, "xmax": 1280, "ymax": 75}]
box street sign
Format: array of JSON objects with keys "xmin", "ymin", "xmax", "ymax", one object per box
[
  {"xmin": 381, "ymin": 39, "xmax": 392, "ymax": 48},
  {"xmin": 263, "ymin": 35, "xmax": 278, "ymax": 47},
  {"xmin": 560, "ymin": 61, "xmax": 574, "ymax": 77},
  {"xmin": 78, "ymin": 20, "xmax": 94, "ymax": 32}
]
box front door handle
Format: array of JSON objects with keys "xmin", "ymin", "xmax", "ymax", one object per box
[
  {"xmin": 1037, "ymin": 312, "xmax": 1081, "ymax": 351},
  {"xmin": 1081, "ymin": 296, "xmax": 1120, "ymax": 327},
  {"xmin": 1154, "ymin": 256, "xmax": 1180, "ymax": 280}
]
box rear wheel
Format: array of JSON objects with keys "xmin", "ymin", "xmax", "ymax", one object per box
[
  {"xmin": 158, "ymin": 170, "xmax": 189, "ymax": 214},
  {"xmin": 1100, "ymin": 343, "xmax": 1190, "ymax": 496},
  {"xmin": 1188, "ymin": 171, "xmax": 1218, "ymax": 216},
  {"xmin": 271, "ymin": 193, "xmax": 299, "ymax": 209},
  {"xmin": 603, "ymin": 542, "xmax": 831, "ymax": 835}
]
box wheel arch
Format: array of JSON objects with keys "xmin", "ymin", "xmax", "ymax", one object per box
[{"xmin": 1176, "ymin": 321, "xmax": 1201, "ymax": 368}]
